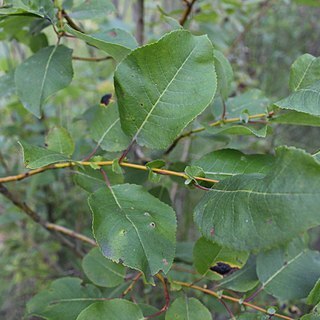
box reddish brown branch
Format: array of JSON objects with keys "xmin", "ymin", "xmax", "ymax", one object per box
[
  {"xmin": 72, "ymin": 56, "xmax": 112, "ymax": 62},
  {"xmin": 179, "ymin": 0, "xmax": 197, "ymax": 26}
]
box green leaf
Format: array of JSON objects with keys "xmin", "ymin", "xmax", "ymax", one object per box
[
  {"xmin": 46, "ymin": 126, "xmax": 75, "ymax": 157},
  {"xmin": 15, "ymin": 45, "xmax": 73, "ymax": 118},
  {"xmin": 217, "ymin": 256, "xmax": 259, "ymax": 292},
  {"xmin": 0, "ymin": 0, "xmax": 55, "ymax": 18},
  {"xmin": 314, "ymin": 151, "xmax": 320, "ymax": 162},
  {"xmin": 257, "ymin": 241, "xmax": 320, "ymax": 300},
  {"xmin": 184, "ymin": 165, "xmax": 205, "ymax": 185},
  {"xmin": 64, "ymin": 25, "xmax": 136, "ymax": 63},
  {"xmin": 76, "ymin": 299, "xmax": 143, "ymax": 320},
  {"xmin": 289, "ymin": 54, "xmax": 320, "ymax": 91},
  {"xmin": 70, "ymin": 0, "xmax": 115, "ymax": 19},
  {"xmin": 193, "ymin": 149, "xmax": 274, "ymax": 180},
  {"xmin": 19, "ymin": 140, "xmax": 70, "ymax": 169},
  {"xmin": 308, "ymin": 279, "xmax": 320, "ymax": 305},
  {"xmin": 204, "ymin": 123, "xmax": 269, "ymax": 138},
  {"xmin": 193, "ymin": 237, "xmax": 249, "ymax": 275},
  {"xmin": 88, "ymin": 184, "xmax": 177, "ymax": 282},
  {"xmin": 165, "ymin": 297, "xmax": 211, "ymax": 320},
  {"xmin": 214, "ymin": 49, "xmax": 233, "ymax": 100},
  {"xmin": 275, "ymin": 81, "xmax": 320, "ymax": 116},
  {"xmin": 146, "ymin": 159, "xmax": 166, "ymax": 169},
  {"xmin": 148, "ymin": 186, "xmax": 172, "ymax": 206},
  {"xmin": 82, "ymin": 247, "xmax": 125, "ymax": 288},
  {"xmin": 27, "ymin": 277, "xmax": 101, "ymax": 320},
  {"xmin": 146, "ymin": 160, "xmax": 166, "ymax": 183},
  {"xmin": 73, "ymin": 166, "xmax": 123, "ymax": 193},
  {"xmin": 194, "ymin": 146, "xmax": 320, "ymax": 251},
  {"xmin": 271, "ymin": 110, "xmax": 320, "ymax": 126},
  {"xmin": 112, "ymin": 159, "xmax": 123, "ymax": 175},
  {"xmin": 212, "ymin": 89, "xmax": 269, "ymax": 119},
  {"xmin": 115, "ymin": 29, "xmax": 216, "ymax": 149},
  {"xmin": 86, "ymin": 104, "xmax": 130, "ymax": 152}
]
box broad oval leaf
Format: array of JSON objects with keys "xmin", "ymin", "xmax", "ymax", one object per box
[
  {"xmin": 115, "ymin": 29, "xmax": 217, "ymax": 149},
  {"xmin": 165, "ymin": 297, "xmax": 211, "ymax": 320},
  {"xmin": 19, "ymin": 140, "xmax": 70, "ymax": 169},
  {"xmin": 289, "ymin": 53, "xmax": 320, "ymax": 91},
  {"xmin": 193, "ymin": 149, "xmax": 274, "ymax": 180},
  {"xmin": 27, "ymin": 277, "xmax": 101, "ymax": 320},
  {"xmin": 65, "ymin": 25, "xmax": 137, "ymax": 63},
  {"xmin": 257, "ymin": 241, "xmax": 320, "ymax": 300},
  {"xmin": 212, "ymin": 89, "xmax": 269, "ymax": 119},
  {"xmin": 88, "ymin": 184, "xmax": 177, "ymax": 282},
  {"xmin": 15, "ymin": 45, "xmax": 73, "ymax": 118},
  {"xmin": 275, "ymin": 81, "xmax": 320, "ymax": 116},
  {"xmin": 86, "ymin": 104, "xmax": 130, "ymax": 152},
  {"xmin": 46, "ymin": 126, "xmax": 75, "ymax": 157},
  {"xmin": 194, "ymin": 146, "xmax": 320, "ymax": 251},
  {"xmin": 82, "ymin": 247, "xmax": 126, "ymax": 288},
  {"xmin": 76, "ymin": 299, "xmax": 143, "ymax": 320}
]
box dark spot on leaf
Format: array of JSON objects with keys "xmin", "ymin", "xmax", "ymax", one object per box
[
  {"xmin": 149, "ymin": 222, "xmax": 156, "ymax": 228},
  {"xmin": 100, "ymin": 93, "xmax": 112, "ymax": 106},
  {"xmin": 210, "ymin": 262, "xmax": 239, "ymax": 276},
  {"xmin": 108, "ymin": 31, "xmax": 117, "ymax": 37},
  {"xmin": 44, "ymin": 143, "xmax": 48, "ymax": 147}
]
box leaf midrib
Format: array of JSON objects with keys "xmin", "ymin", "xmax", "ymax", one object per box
[
  {"xmin": 38, "ymin": 46, "xmax": 58, "ymax": 107},
  {"xmin": 262, "ymin": 251, "xmax": 305, "ymax": 287},
  {"xmin": 133, "ymin": 46, "xmax": 197, "ymax": 141},
  {"xmin": 109, "ymin": 187, "xmax": 153, "ymax": 272}
]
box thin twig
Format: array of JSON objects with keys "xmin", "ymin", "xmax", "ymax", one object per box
[
  {"xmin": 121, "ymin": 272, "xmax": 142, "ymax": 297},
  {"xmin": 72, "ymin": 56, "xmax": 112, "ymax": 62},
  {"xmin": 173, "ymin": 280, "xmax": 294, "ymax": 320},
  {"xmin": 135, "ymin": 0, "xmax": 144, "ymax": 45},
  {"xmin": 145, "ymin": 274, "xmax": 170, "ymax": 319},
  {"xmin": 179, "ymin": 0, "xmax": 197, "ymax": 26},
  {"xmin": 164, "ymin": 111, "xmax": 274, "ymax": 155},
  {"xmin": 61, "ymin": 9, "xmax": 84, "ymax": 33},
  {"xmin": 245, "ymin": 285, "xmax": 264, "ymax": 302},
  {"xmin": 100, "ymin": 168, "xmax": 111, "ymax": 189},
  {"xmin": 0, "ymin": 161, "xmax": 218, "ymax": 185},
  {"xmin": 220, "ymin": 299, "xmax": 236, "ymax": 320}
]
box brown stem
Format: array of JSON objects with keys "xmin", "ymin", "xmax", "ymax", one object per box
[
  {"xmin": 220, "ymin": 299, "xmax": 236, "ymax": 320},
  {"xmin": 179, "ymin": 0, "xmax": 197, "ymax": 26},
  {"xmin": 165, "ymin": 111, "xmax": 274, "ymax": 155},
  {"xmin": 100, "ymin": 168, "xmax": 111, "ymax": 189},
  {"xmin": 173, "ymin": 280, "xmax": 294, "ymax": 320},
  {"xmin": 145, "ymin": 274, "xmax": 170, "ymax": 319},
  {"xmin": 61, "ymin": 9, "xmax": 84, "ymax": 33},
  {"xmin": 72, "ymin": 56, "xmax": 112, "ymax": 62},
  {"xmin": 135, "ymin": 0, "xmax": 144, "ymax": 45},
  {"xmin": 121, "ymin": 272, "xmax": 142, "ymax": 297},
  {"xmin": 0, "ymin": 160, "xmax": 218, "ymax": 185}
]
